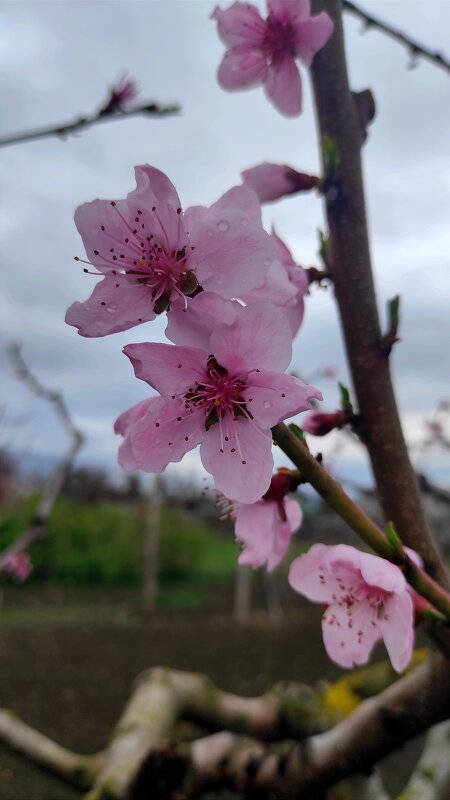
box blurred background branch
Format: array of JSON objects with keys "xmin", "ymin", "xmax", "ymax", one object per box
[
  {"xmin": 343, "ymin": 0, "xmax": 450, "ymax": 74},
  {"xmin": 0, "ymin": 75, "xmax": 180, "ymax": 148},
  {"xmin": 0, "ymin": 344, "xmax": 84, "ymax": 576}
]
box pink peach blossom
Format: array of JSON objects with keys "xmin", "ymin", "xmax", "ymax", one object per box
[
  {"xmin": 234, "ymin": 471, "xmax": 302, "ymax": 570},
  {"xmin": 243, "ymin": 228, "xmax": 308, "ymax": 336},
  {"xmin": 219, "ymin": 469, "xmax": 302, "ymax": 570},
  {"xmin": 116, "ymin": 303, "xmax": 321, "ymax": 503},
  {"xmin": 289, "ymin": 544, "xmax": 414, "ymax": 672},
  {"xmin": 66, "ymin": 167, "xmax": 275, "ymax": 338},
  {"xmin": 241, "ymin": 162, "xmax": 318, "ymax": 203},
  {"xmin": 212, "ymin": 0, "xmax": 333, "ymax": 116}
]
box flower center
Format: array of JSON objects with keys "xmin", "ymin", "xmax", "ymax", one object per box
[
  {"xmin": 263, "ymin": 16, "xmax": 297, "ymax": 60},
  {"xmin": 76, "ymin": 202, "xmax": 199, "ymax": 315},
  {"xmin": 183, "ymin": 356, "xmax": 250, "ymax": 430}
]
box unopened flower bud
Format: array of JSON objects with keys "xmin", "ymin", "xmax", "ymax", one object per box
[
  {"xmin": 241, "ymin": 163, "xmax": 319, "ymax": 203},
  {"xmin": 99, "ymin": 75, "xmax": 140, "ymax": 116},
  {"xmin": 302, "ymin": 410, "xmax": 347, "ymax": 436}
]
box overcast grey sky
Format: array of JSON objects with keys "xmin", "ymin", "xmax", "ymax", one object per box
[{"xmin": 0, "ymin": 0, "xmax": 449, "ymax": 485}]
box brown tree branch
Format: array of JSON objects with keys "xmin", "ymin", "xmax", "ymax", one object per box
[
  {"xmin": 0, "ymin": 658, "xmax": 426, "ymax": 798},
  {"xmin": 0, "ymin": 709, "xmax": 102, "ymax": 790},
  {"xmin": 342, "ymin": 1, "xmax": 450, "ymax": 76},
  {"xmin": 0, "ymin": 101, "xmax": 180, "ymax": 148},
  {"xmin": 170, "ymin": 655, "xmax": 450, "ymax": 799},
  {"xmin": 309, "ymin": 0, "xmax": 449, "ymax": 587},
  {"xmin": 272, "ymin": 424, "xmax": 450, "ymax": 621},
  {"xmin": 0, "ymin": 343, "xmax": 84, "ymax": 572}
]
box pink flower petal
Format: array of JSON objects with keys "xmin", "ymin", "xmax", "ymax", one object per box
[
  {"xmin": 264, "ymin": 57, "xmax": 302, "ymax": 116},
  {"xmin": 243, "ymin": 371, "xmax": 321, "ymax": 428},
  {"xmin": 267, "ymin": 0, "xmax": 310, "ymax": 23},
  {"xmin": 208, "ymin": 184, "xmax": 263, "ymax": 224},
  {"xmin": 127, "ymin": 165, "xmax": 184, "ymax": 250},
  {"xmin": 212, "ymin": 2, "xmax": 266, "ymax": 48},
  {"xmin": 210, "ymin": 302, "xmax": 293, "ymax": 375},
  {"xmin": 271, "ymin": 227, "xmax": 297, "ymax": 269},
  {"xmin": 285, "ymin": 497, "xmax": 303, "ymax": 532},
  {"xmin": 285, "ymin": 297, "xmax": 305, "ymax": 337},
  {"xmin": 217, "ymin": 48, "xmax": 268, "ymax": 90},
  {"xmin": 242, "ymin": 260, "xmax": 298, "ymax": 307},
  {"xmin": 322, "ymin": 600, "xmax": 380, "ymax": 669},
  {"xmin": 288, "ymin": 544, "xmax": 345, "ymax": 603},
  {"xmin": 114, "ymin": 397, "xmax": 159, "ymax": 437},
  {"xmin": 378, "ymin": 592, "xmax": 414, "ymax": 673},
  {"xmin": 166, "ymin": 293, "xmax": 237, "ymax": 349},
  {"xmin": 129, "ymin": 398, "xmax": 205, "ymax": 472},
  {"xmin": 74, "ymin": 198, "xmax": 139, "ymax": 274},
  {"xmin": 189, "ymin": 198, "xmax": 275, "ymax": 299},
  {"xmin": 236, "ymin": 500, "xmax": 280, "ymax": 569},
  {"xmin": 359, "ymin": 551, "xmax": 406, "ymax": 594},
  {"xmin": 294, "ymin": 13, "xmax": 334, "ymax": 66},
  {"xmin": 236, "ymin": 499, "xmax": 295, "ymax": 571},
  {"xmin": 123, "ymin": 342, "xmax": 205, "ymax": 397},
  {"xmin": 65, "ymin": 275, "xmax": 155, "ymax": 337},
  {"xmin": 116, "ymin": 397, "xmax": 166, "ymax": 471},
  {"xmin": 200, "ymin": 419, "xmax": 273, "ymax": 503}
]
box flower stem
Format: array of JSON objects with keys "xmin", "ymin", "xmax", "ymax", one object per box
[{"xmin": 272, "ymin": 422, "xmax": 450, "ymax": 619}]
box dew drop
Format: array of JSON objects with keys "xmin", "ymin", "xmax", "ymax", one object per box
[
  {"xmin": 217, "ymin": 220, "xmax": 229, "ymax": 232},
  {"xmin": 263, "ymin": 400, "xmax": 272, "ymax": 409},
  {"xmin": 241, "ymin": 218, "xmax": 248, "ymax": 227},
  {"xmin": 216, "ymin": 278, "xmax": 224, "ymax": 285},
  {"xmin": 207, "ymin": 229, "xmax": 214, "ymax": 237},
  {"xmin": 263, "ymin": 257, "xmax": 272, "ymax": 267}
]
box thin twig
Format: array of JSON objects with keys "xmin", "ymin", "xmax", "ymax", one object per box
[
  {"xmin": 342, "ymin": 0, "xmax": 450, "ymax": 75},
  {"xmin": 0, "ymin": 101, "xmax": 180, "ymax": 149},
  {"xmin": 0, "ymin": 343, "xmax": 84, "ymax": 572}
]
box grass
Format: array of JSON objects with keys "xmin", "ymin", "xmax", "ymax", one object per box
[{"xmin": 0, "ymin": 495, "xmax": 238, "ymax": 588}]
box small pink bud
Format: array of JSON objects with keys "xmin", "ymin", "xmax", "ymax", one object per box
[
  {"xmin": 99, "ymin": 75, "xmax": 140, "ymax": 115},
  {"xmin": 411, "ymin": 592, "xmax": 432, "ymax": 626},
  {"xmin": 302, "ymin": 410, "xmax": 347, "ymax": 436},
  {"xmin": 242, "ymin": 163, "xmax": 319, "ymax": 203},
  {"xmin": 262, "ymin": 468, "xmax": 296, "ymax": 504}
]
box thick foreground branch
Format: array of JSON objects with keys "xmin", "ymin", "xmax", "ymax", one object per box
[
  {"xmin": 170, "ymin": 655, "xmax": 450, "ymax": 798},
  {"xmin": 0, "ymin": 655, "xmax": 440, "ymax": 800},
  {"xmin": 0, "ymin": 709, "xmax": 101, "ymax": 790}
]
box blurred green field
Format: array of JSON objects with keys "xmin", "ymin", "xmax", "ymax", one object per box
[{"xmin": 0, "ymin": 496, "xmax": 239, "ymax": 587}]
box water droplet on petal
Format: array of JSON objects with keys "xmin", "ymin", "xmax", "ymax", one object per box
[
  {"xmin": 263, "ymin": 257, "xmax": 272, "ymax": 266},
  {"xmin": 217, "ymin": 220, "xmax": 230, "ymax": 232},
  {"xmin": 241, "ymin": 218, "xmax": 249, "ymax": 227},
  {"xmin": 263, "ymin": 400, "xmax": 272, "ymax": 409},
  {"xmin": 216, "ymin": 278, "xmax": 224, "ymax": 285},
  {"xmin": 207, "ymin": 229, "xmax": 214, "ymax": 237}
]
